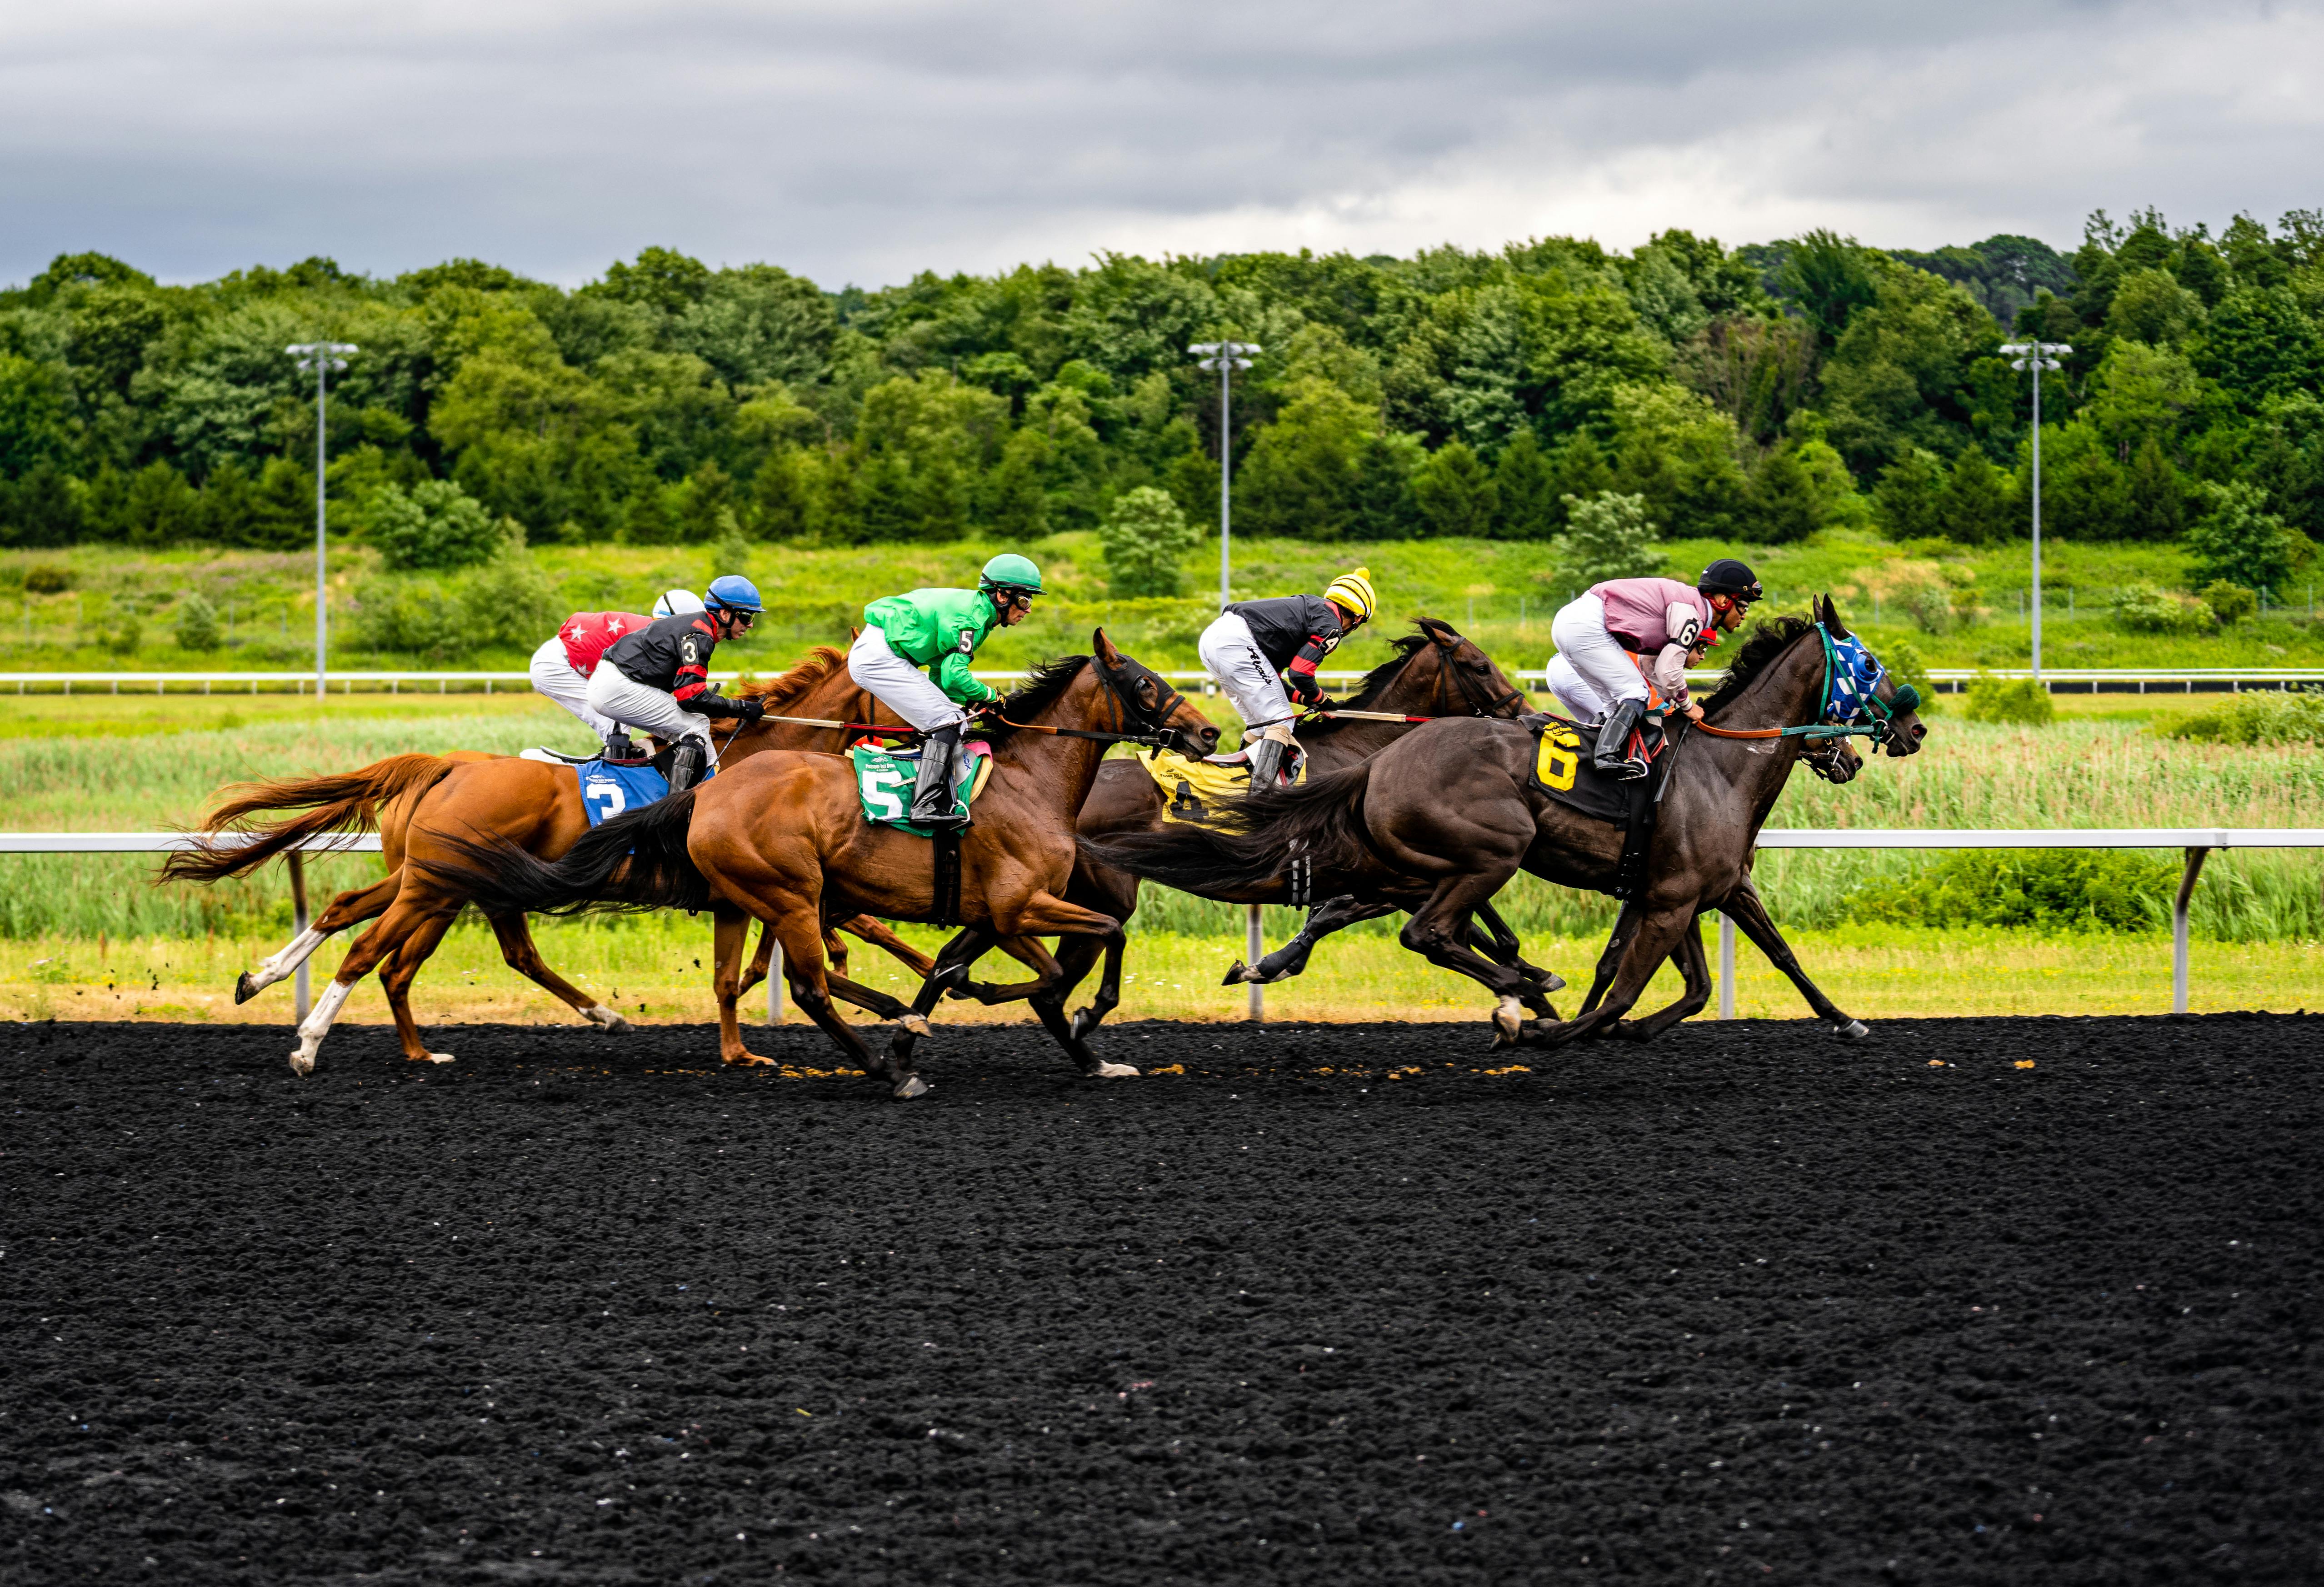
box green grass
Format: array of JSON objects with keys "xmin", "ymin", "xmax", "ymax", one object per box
[{"xmin": 6, "ymin": 530, "xmax": 2322, "ymax": 677}]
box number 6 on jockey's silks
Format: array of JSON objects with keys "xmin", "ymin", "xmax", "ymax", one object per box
[
  {"xmin": 1535, "ymin": 726, "xmax": 1580, "ymax": 792},
  {"xmin": 861, "ymin": 761, "xmax": 908, "ymax": 821},
  {"xmin": 583, "ymin": 775, "xmax": 628, "ymax": 821}
]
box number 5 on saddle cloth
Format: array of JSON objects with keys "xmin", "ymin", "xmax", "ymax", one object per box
[{"xmin": 849, "ymin": 738, "xmax": 995, "ymax": 836}]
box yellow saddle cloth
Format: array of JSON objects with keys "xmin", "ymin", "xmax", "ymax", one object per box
[{"xmin": 1140, "ymin": 746, "xmax": 1305, "ymax": 824}]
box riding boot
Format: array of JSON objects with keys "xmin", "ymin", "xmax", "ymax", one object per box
[
  {"xmin": 666, "ymin": 740, "xmax": 706, "ymax": 794},
  {"xmin": 908, "ymin": 724, "xmax": 965, "ymax": 829},
  {"xmin": 603, "ymin": 730, "xmax": 639, "ymax": 764},
  {"xmin": 1594, "ymin": 698, "xmax": 1650, "ymax": 781},
  {"xmin": 1244, "ymin": 731, "xmax": 1289, "ymax": 789}
]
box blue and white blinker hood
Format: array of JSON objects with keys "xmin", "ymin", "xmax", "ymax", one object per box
[{"xmin": 1823, "ymin": 631, "xmax": 1920, "ymax": 739}]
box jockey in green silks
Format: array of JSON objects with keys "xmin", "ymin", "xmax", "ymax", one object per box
[{"xmin": 848, "ymin": 553, "xmax": 1042, "ymax": 829}]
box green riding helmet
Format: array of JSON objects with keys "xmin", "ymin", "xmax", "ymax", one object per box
[{"xmin": 979, "ymin": 553, "xmax": 1044, "ymax": 596}]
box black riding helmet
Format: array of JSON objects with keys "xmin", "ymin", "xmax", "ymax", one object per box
[{"xmin": 1698, "ymin": 558, "xmax": 1763, "ymax": 601}]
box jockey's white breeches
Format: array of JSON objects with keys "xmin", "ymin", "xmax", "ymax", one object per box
[
  {"xmin": 530, "ymin": 637, "xmax": 615, "ymax": 739},
  {"xmin": 584, "ymin": 666, "xmax": 715, "ymax": 749},
  {"xmin": 1543, "ymin": 653, "xmax": 1611, "ymax": 723},
  {"xmin": 846, "ymin": 625, "xmax": 973, "ymax": 731},
  {"xmin": 1549, "ymin": 594, "xmax": 1649, "ymax": 716},
  {"xmin": 1197, "ymin": 611, "xmax": 1295, "ymax": 731}
]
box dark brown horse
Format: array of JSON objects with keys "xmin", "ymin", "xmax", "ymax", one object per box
[
  {"xmin": 161, "ymin": 646, "xmax": 940, "ymax": 1073},
  {"xmin": 1084, "ymin": 599, "xmax": 1925, "ymax": 1046},
  {"xmin": 427, "ymin": 632, "xmax": 1219, "ymax": 1097}
]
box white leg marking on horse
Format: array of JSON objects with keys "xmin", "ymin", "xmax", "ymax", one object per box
[
  {"xmin": 900, "ymin": 1013, "xmax": 932, "ymax": 1038},
  {"xmin": 1091, "ymin": 1060, "xmax": 1140, "ymax": 1079},
  {"xmin": 581, "ymin": 1004, "xmax": 631, "ymax": 1032},
  {"xmin": 241, "ymin": 925, "xmax": 336, "ymax": 999},
  {"xmin": 288, "ymin": 979, "xmax": 355, "ymax": 1076},
  {"xmin": 1493, "ymin": 996, "xmax": 1525, "ymax": 1043}
]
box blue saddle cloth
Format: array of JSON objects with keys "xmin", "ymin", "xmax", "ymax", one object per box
[{"xmin": 577, "ymin": 760, "xmax": 678, "ymax": 827}]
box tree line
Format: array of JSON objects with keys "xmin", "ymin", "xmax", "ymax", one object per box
[{"xmin": 1, "ymin": 209, "xmax": 2320, "ymax": 585}]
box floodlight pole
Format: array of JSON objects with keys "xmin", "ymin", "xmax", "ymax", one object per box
[
  {"xmin": 286, "ymin": 341, "xmax": 357, "ymax": 698},
  {"xmin": 1189, "ymin": 340, "xmax": 1259, "ymax": 611},
  {"xmin": 2002, "ymin": 338, "xmax": 2070, "ymax": 683}
]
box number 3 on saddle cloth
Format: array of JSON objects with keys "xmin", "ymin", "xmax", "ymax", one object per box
[
  {"xmin": 849, "ymin": 738, "xmax": 995, "ymax": 836},
  {"xmin": 1524, "ymin": 705, "xmax": 1679, "ymax": 900}
]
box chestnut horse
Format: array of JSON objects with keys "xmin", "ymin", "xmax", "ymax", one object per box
[
  {"xmin": 427, "ymin": 632, "xmax": 1217, "ymax": 1098},
  {"xmin": 162, "ymin": 647, "xmax": 935, "ymax": 1073}
]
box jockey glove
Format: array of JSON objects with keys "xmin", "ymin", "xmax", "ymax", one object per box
[{"xmin": 732, "ymin": 698, "xmax": 765, "ymax": 723}]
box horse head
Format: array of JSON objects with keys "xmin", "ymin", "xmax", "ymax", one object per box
[
  {"xmin": 1093, "ymin": 628, "xmax": 1220, "ymax": 755},
  {"xmin": 1362, "ymin": 619, "xmax": 1529, "ymax": 719},
  {"xmin": 1814, "ymin": 596, "xmax": 1928, "ymax": 758}
]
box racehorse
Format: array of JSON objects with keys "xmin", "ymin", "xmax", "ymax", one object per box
[
  {"xmin": 1033, "ymin": 618, "xmax": 1543, "ymax": 1039},
  {"xmin": 425, "ymin": 632, "xmax": 1216, "ymax": 1097},
  {"xmin": 160, "ymin": 647, "xmax": 943, "ymax": 1072},
  {"xmin": 1083, "ymin": 599, "xmax": 1925, "ymax": 1046}
]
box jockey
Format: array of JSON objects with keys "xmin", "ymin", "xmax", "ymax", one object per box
[
  {"xmin": 1545, "ymin": 558, "xmax": 1761, "ymax": 779},
  {"xmin": 1196, "ymin": 567, "xmax": 1377, "ymax": 787},
  {"xmin": 589, "ymin": 574, "xmax": 767, "ymax": 793},
  {"xmin": 849, "ymin": 552, "xmax": 1041, "ymax": 830},
  {"xmin": 531, "ymin": 590, "xmax": 710, "ymax": 759}
]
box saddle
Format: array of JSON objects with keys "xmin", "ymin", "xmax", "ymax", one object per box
[
  {"xmin": 1141, "ymin": 746, "xmax": 1306, "ymax": 825},
  {"xmin": 1520, "ymin": 712, "xmax": 1682, "ymax": 899},
  {"xmin": 849, "ymin": 738, "xmax": 994, "ymax": 836}
]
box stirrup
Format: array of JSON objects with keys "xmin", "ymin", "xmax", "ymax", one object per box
[{"xmin": 603, "ymin": 731, "xmax": 641, "ymax": 764}]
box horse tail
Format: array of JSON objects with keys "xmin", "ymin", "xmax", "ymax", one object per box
[
  {"xmin": 419, "ymin": 790, "xmax": 710, "ymax": 917},
  {"xmin": 1078, "ymin": 761, "xmax": 1376, "ymax": 898},
  {"xmin": 159, "ymin": 753, "xmax": 453, "ymax": 886}
]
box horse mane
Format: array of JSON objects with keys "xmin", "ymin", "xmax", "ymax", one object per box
[
  {"xmin": 1698, "ymin": 616, "xmax": 1818, "ymax": 717},
  {"xmin": 984, "ymin": 654, "xmax": 1092, "ymax": 744},
  {"xmin": 1301, "ymin": 620, "xmax": 1458, "ymax": 736},
  {"xmin": 738, "ymin": 646, "xmax": 848, "ymax": 710}
]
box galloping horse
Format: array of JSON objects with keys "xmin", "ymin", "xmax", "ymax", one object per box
[
  {"xmin": 161, "ymin": 647, "xmax": 938, "ymax": 1072},
  {"xmin": 1040, "ymin": 618, "xmax": 1539, "ymax": 1038},
  {"xmin": 427, "ymin": 633, "xmax": 1215, "ymax": 1098},
  {"xmin": 1085, "ymin": 599, "xmax": 1926, "ymax": 1046}
]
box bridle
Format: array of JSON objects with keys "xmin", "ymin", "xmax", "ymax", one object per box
[
  {"xmin": 992, "ymin": 652, "xmax": 1198, "ymax": 752},
  {"xmin": 1297, "ymin": 628, "xmax": 1525, "ymax": 726},
  {"xmin": 1690, "ymin": 623, "xmax": 1920, "ymax": 752}
]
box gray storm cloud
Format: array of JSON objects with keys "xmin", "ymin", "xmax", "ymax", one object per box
[{"xmin": 0, "ymin": 0, "xmax": 2314, "ymax": 287}]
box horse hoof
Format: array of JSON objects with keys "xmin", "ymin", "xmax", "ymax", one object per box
[
  {"xmin": 287, "ymin": 1051, "xmax": 314, "ymax": 1077},
  {"xmin": 892, "ymin": 1074, "xmax": 930, "ymax": 1100},
  {"xmin": 1534, "ymin": 970, "xmax": 1568, "ymax": 994},
  {"xmin": 1220, "ymin": 961, "xmax": 1250, "ymax": 986},
  {"xmin": 416, "ymin": 1051, "xmax": 455, "ymax": 1065},
  {"xmin": 900, "ymin": 1013, "xmax": 932, "ymax": 1038},
  {"xmin": 722, "ymin": 1049, "xmax": 775, "ymax": 1067},
  {"xmin": 583, "ymin": 1005, "xmax": 631, "ymax": 1032},
  {"xmin": 1090, "ymin": 1061, "xmax": 1139, "ymax": 1079},
  {"xmin": 1492, "ymin": 996, "xmax": 1525, "ymax": 1043},
  {"xmin": 234, "ymin": 972, "xmax": 260, "ymax": 1005},
  {"xmin": 1833, "ymin": 1019, "xmax": 1870, "ymax": 1042}
]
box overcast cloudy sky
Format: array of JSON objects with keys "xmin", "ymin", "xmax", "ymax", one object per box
[{"xmin": 3, "ymin": 0, "xmax": 2319, "ymax": 290}]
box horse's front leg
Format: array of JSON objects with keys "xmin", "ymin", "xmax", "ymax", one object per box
[
  {"xmin": 1605, "ymin": 911, "xmax": 1714, "ymax": 1041},
  {"xmin": 1720, "ymin": 876, "xmax": 1868, "ymax": 1040},
  {"xmin": 1521, "ymin": 902, "xmax": 1696, "ymax": 1050}
]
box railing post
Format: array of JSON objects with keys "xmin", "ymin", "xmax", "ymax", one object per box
[
  {"xmin": 288, "ymin": 849, "xmax": 311, "ymax": 1021},
  {"xmin": 1247, "ymin": 904, "xmax": 1264, "ymax": 1021},
  {"xmin": 766, "ymin": 939, "xmax": 785, "ymax": 1026},
  {"xmin": 1718, "ymin": 911, "xmax": 1736, "ymax": 1019},
  {"xmin": 2173, "ymin": 846, "xmax": 2209, "ymax": 1014}
]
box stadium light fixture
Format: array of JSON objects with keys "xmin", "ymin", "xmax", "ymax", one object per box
[
  {"xmin": 285, "ymin": 342, "xmax": 357, "ymax": 698},
  {"xmin": 2001, "ymin": 340, "xmax": 2070, "ymax": 682},
  {"xmin": 1189, "ymin": 340, "xmax": 1259, "ymax": 613}
]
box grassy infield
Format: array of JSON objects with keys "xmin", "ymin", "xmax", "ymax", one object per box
[{"xmin": 0, "ymin": 668, "xmax": 2318, "ymax": 1033}]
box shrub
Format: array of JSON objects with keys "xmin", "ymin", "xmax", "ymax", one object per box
[
  {"xmin": 2112, "ymin": 580, "xmax": 2217, "ymax": 636},
  {"xmin": 2198, "ymin": 579, "xmax": 2257, "ymax": 624},
  {"xmin": 2187, "ymin": 480, "xmax": 2302, "ymax": 595},
  {"xmin": 1553, "ymin": 490, "xmax": 1664, "ymax": 587},
  {"xmin": 707, "ymin": 517, "xmax": 754, "ymax": 584},
  {"xmin": 1843, "ymin": 849, "xmax": 2173, "ymax": 933},
  {"xmin": 174, "ymin": 591, "xmax": 220, "ymax": 652},
  {"xmin": 1893, "ymin": 583, "xmax": 1955, "ymax": 635},
  {"xmin": 1882, "ymin": 639, "xmax": 1939, "ymax": 715},
  {"xmin": 2162, "ymin": 686, "xmax": 2324, "ymax": 747},
  {"xmin": 347, "ymin": 542, "xmax": 560, "ymax": 663},
  {"xmin": 367, "ymin": 479, "xmax": 500, "ymax": 571},
  {"xmin": 1962, "ymin": 674, "xmax": 2055, "ymax": 725},
  {"xmin": 22, "ymin": 562, "xmax": 72, "ymax": 594},
  {"xmin": 1097, "ymin": 485, "xmax": 1201, "ymax": 598}
]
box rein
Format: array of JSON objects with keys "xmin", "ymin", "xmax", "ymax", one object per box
[
  {"xmin": 1690, "ymin": 625, "xmax": 1914, "ymax": 746},
  {"xmin": 995, "ymin": 656, "xmax": 1192, "ymax": 749},
  {"xmin": 1298, "ymin": 636, "xmax": 1525, "ymax": 727}
]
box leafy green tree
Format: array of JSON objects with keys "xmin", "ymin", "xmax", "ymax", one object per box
[
  {"xmin": 1672, "ymin": 317, "xmax": 1817, "ymax": 448},
  {"xmin": 2244, "ymin": 394, "xmax": 2324, "ymax": 539},
  {"xmin": 1939, "ymin": 449, "xmax": 2015, "ymax": 545},
  {"xmin": 2123, "ymin": 437, "xmax": 2189, "ymax": 541},
  {"xmin": 747, "ymin": 450, "xmax": 815, "ymax": 541},
  {"xmin": 2106, "ymin": 268, "xmax": 2205, "ymax": 347},
  {"xmin": 0, "ymin": 463, "xmax": 84, "ymax": 547},
  {"xmin": 668, "ymin": 265, "xmax": 837, "ymax": 388},
  {"xmin": 2187, "ymin": 481, "xmax": 2303, "ymax": 595},
  {"xmin": 586, "ymin": 246, "xmax": 714, "ymax": 316},
  {"xmin": 1098, "ymin": 485, "xmax": 1202, "ymax": 597},
  {"xmin": 1873, "ymin": 450, "xmax": 1945, "ymax": 540},
  {"xmin": 1819, "ymin": 258, "xmax": 1998, "ymax": 472},
  {"xmin": 1491, "ymin": 430, "xmax": 1558, "ymax": 541},
  {"xmin": 1353, "ymin": 433, "xmax": 1424, "ymax": 539},
  {"xmin": 1776, "ymin": 230, "xmax": 1879, "ymax": 348},
  {"xmin": 2036, "ymin": 435, "xmax": 2131, "ymax": 540},
  {"xmin": 1409, "ymin": 440, "xmax": 1498, "ymax": 537},
  {"xmin": 1745, "ymin": 445, "xmax": 1820, "ymax": 543},
  {"xmin": 1235, "ymin": 377, "xmax": 1374, "ymax": 540},
  {"xmin": 1553, "ymin": 491, "xmax": 1663, "ymax": 585},
  {"xmin": 0, "ymin": 353, "xmax": 73, "ymax": 476},
  {"xmin": 987, "ymin": 431, "xmax": 1052, "ymax": 541},
  {"xmin": 368, "ymin": 479, "xmax": 500, "ymax": 570},
  {"xmin": 120, "ymin": 461, "xmax": 200, "ymax": 547},
  {"xmin": 2194, "ymin": 287, "xmax": 2324, "ymax": 411},
  {"xmin": 174, "ymin": 591, "xmax": 221, "ymax": 652},
  {"xmin": 1606, "ymin": 383, "xmax": 1746, "ymax": 538}
]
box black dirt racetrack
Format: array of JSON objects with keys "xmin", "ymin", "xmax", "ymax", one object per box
[{"xmin": 5, "ymin": 1016, "xmax": 2320, "ymax": 1585}]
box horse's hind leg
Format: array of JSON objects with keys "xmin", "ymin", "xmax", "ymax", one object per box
[
  {"xmin": 1721, "ymin": 877, "xmax": 1868, "ymax": 1040},
  {"xmin": 484, "ymin": 911, "xmax": 629, "ymax": 1031},
  {"xmin": 1393, "ymin": 867, "xmax": 1542, "ymax": 1043},
  {"xmin": 288, "ymin": 889, "xmax": 456, "ymax": 1076},
  {"xmin": 835, "ymin": 913, "xmax": 939, "ymax": 979},
  {"xmin": 378, "ymin": 907, "xmax": 465, "ymax": 1064},
  {"xmin": 1466, "ymin": 900, "xmax": 1566, "ymax": 1015},
  {"xmin": 237, "ymin": 872, "xmax": 400, "ymax": 1004},
  {"xmin": 1022, "ymin": 933, "xmax": 1137, "ymax": 1078},
  {"xmin": 1230, "ymin": 895, "xmax": 1396, "ymax": 986}
]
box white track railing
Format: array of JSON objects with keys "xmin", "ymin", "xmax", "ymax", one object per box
[
  {"xmin": 4, "ymin": 666, "xmax": 2322, "ymax": 697},
  {"xmin": 5, "ymin": 828, "xmax": 2319, "ymax": 1025}
]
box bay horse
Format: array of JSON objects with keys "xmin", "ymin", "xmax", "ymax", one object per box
[
  {"xmin": 426, "ymin": 632, "xmax": 1215, "ymax": 1098},
  {"xmin": 161, "ymin": 646, "xmax": 941, "ymax": 1073},
  {"xmin": 1033, "ymin": 617, "xmax": 1544, "ymax": 1038},
  {"xmin": 1083, "ymin": 598, "xmax": 1925, "ymax": 1046}
]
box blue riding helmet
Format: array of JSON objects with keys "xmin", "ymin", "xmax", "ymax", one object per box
[{"xmin": 704, "ymin": 574, "xmax": 762, "ymax": 613}]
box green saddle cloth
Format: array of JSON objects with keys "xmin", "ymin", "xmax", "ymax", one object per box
[{"xmin": 849, "ymin": 739, "xmax": 993, "ymax": 836}]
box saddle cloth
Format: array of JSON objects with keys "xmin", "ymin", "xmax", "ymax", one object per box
[
  {"xmin": 572, "ymin": 759, "xmax": 677, "ymax": 829},
  {"xmin": 1140, "ymin": 746, "xmax": 1306, "ymax": 825},
  {"xmin": 850, "ymin": 739, "xmax": 994, "ymax": 836},
  {"xmin": 1526, "ymin": 716, "xmax": 1669, "ymax": 825}
]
